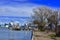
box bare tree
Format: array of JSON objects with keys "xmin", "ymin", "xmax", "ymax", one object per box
[
  {"xmin": 33, "ymin": 6, "xmax": 58, "ymax": 22},
  {"xmin": 32, "ymin": 6, "xmax": 58, "ymax": 30}
]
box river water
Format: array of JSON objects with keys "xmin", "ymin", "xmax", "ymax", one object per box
[{"xmin": 0, "ymin": 27, "xmax": 32, "ymax": 40}]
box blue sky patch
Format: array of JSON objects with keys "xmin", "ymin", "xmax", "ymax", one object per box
[{"xmin": 0, "ymin": 0, "xmax": 60, "ymax": 17}]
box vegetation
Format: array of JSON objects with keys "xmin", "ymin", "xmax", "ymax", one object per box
[
  {"xmin": 32, "ymin": 6, "xmax": 58, "ymax": 31},
  {"xmin": 48, "ymin": 34, "xmax": 56, "ymax": 38}
]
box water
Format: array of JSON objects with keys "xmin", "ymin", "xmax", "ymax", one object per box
[{"xmin": 0, "ymin": 27, "xmax": 32, "ymax": 40}]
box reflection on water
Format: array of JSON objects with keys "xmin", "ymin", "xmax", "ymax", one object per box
[{"xmin": 0, "ymin": 27, "xmax": 32, "ymax": 40}]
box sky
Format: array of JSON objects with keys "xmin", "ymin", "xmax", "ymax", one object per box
[
  {"xmin": 0, "ymin": 0, "xmax": 60, "ymax": 25},
  {"xmin": 0, "ymin": 0, "xmax": 60, "ymax": 17}
]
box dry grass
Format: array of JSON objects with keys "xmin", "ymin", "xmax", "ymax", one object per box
[{"xmin": 33, "ymin": 30, "xmax": 57, "ymax": 40}]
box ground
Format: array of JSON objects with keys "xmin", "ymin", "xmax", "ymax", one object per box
[{"xmin": 33, "ymin": 29, "xmax": 60, "ymax": 40}]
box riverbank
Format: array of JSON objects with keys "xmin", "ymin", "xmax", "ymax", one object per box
[{"xmin": 32, "ymin": 30, "xmax": 60, "ymax": 40}]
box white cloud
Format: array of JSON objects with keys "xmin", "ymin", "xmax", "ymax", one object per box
[
  {"xmin": 0, "ymin": 4, "xmax": 39, "ymax": 16},
  {"xmin": 0, "ymin": 3, "xmax": 39, "ymax": 17},
  {"xmin": 0, "ymin": 6, "xmax": 33, "ymax": 17}
]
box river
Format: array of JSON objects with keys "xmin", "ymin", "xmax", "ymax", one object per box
[{"xmin": 0, "ymin": 27, "xmax": 32, "ymax": 40}]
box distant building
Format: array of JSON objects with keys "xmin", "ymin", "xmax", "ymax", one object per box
[{"xmin": 7, "ymin": 21, "xmax": 21, "ymax": 30}]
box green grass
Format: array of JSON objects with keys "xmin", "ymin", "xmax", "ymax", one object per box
[{"xmin": 48, "ymin": 34, "xmax": 56, "ymax": 38}]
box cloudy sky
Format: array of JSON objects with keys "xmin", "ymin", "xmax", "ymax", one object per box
[{"xmin": 0, "ymin": 0, "xmax": 59, "ymax": 17}]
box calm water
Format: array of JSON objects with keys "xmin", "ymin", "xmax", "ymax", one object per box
[{"xmin": 0, "ymin": 27, "xmax": 32, "ymax": 40}]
